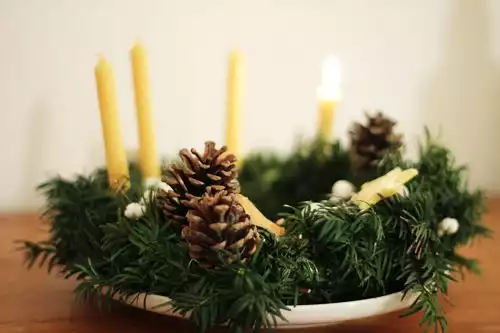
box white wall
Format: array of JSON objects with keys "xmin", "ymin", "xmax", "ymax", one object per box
[{"xmin": 1, "ymin": 0, "xmax": 499, "ymax": 211}]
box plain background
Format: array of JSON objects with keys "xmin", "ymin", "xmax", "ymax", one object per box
[{"xmin": 1, "ymin": 0, "xmax": 499, "ymax": 211}]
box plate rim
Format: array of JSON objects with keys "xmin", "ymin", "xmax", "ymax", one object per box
[{"xmin": 113, "ymin": 289, "xmax": 418, "ymax": 327}]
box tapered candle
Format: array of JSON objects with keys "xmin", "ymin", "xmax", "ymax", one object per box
[
  {"xmin": 225, "ymin": 51, "xmax": 243, "ymax": 160},
  {"xmin": 130, "ymin": 42, "xmax": 160, "ymax": 181},
  {"xmin": 317, "ymin": 56, "xmax": 342, "ymax": 141},
  {"xmin": 95, "ymin": 57, "xmax": 130, "ymax": 192}
]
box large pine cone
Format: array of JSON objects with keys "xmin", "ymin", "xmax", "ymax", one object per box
[
  {"xmin": 157, "ymin": 141, "xmax": 240, "ymax": 224},
  {"xmin": 182, "ymin": 190, "xmax": 259, "ymax": 267},
  {"xmin": 348, "ymin": 112, "xmax": 403, "ymax": 171}
]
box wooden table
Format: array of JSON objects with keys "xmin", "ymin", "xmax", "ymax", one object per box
[{"xmin": 1, "ymin": 200, "xmax": 499, "ymax": 333}]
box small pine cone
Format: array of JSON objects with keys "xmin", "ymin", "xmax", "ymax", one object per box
[
  {"xmin": 348, "ymin": 111, "xmax": 403, "ymax": 171},
  {"xmin": 157, "ymin": 141, "xmax": 240, "ymax": 224},
  {"xmin": 182, "ymin": 191, "xmax": 259, "ymax": 268}
]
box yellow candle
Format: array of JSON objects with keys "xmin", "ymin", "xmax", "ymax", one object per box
[
  {"xmin": 317, "ymin": 56, "xmax": 342, "ymax": 141},
  {"xmin": 130, "ymin": 42, "xmax": 160, "ymax": 180},
  {"xmin": 318, "ymin": 100, "xmax": 336, "ymax": 141},
  {"xmin": 95, "ymin": 57, "xmax": 130, "ymax": 192},
  {"xmin": 225, "ymin": 51, "xmax": 243, "ymax": 161}
]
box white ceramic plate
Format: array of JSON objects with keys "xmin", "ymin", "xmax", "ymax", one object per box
[{"xmin": 115, "ymin": 291, "xmax": 417, "ymax": 329}]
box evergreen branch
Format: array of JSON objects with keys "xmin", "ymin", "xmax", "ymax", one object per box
[{"xmin": 18, "ymin": 132, "xmax": 491, "ymax": 333}]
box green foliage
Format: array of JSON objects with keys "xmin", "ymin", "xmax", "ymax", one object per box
[
  {"xmin": 19, "ymin": 133, "xmax": 490, "ymax": 333},
  {"xmin": 238, "ymin": 138, "xmax": 355, "ymax": 220},
  {"xmin": 19, "ymin": 170, "xmax": 315, "ymax": 332},
  {"xmin": 19, "ymin": 163, "xmax": 142, "ymax": 276},
  {"xmin": 282, "ymin": 177, "xmax": 486, "ymax": 332}
]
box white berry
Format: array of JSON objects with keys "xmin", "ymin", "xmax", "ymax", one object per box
[
  {"xmin": 140, "ymin": 178, "xmax": 172, "ymax": 204},
  {"xmin": 331, "ymin": 180, "xmax": 355, "ymax": 200},
  {"xmin": 125, "ymin": 202, "xmax": 146, "ymax": 219},
  {"xmin": 438, "ymin": 217, "xmax": 459, "ymax": 236},
  {"xmin": 143, "ymin": 177, "xmax": 160, "ymax": 188},
  {"xmin": 143, "ymin": 177, "xmax": 172, "ymax": 191}
]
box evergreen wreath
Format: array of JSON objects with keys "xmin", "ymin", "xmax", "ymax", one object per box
[{"xmin": 20, "ymin": 112, "xmax": 490, "ymax": 333}]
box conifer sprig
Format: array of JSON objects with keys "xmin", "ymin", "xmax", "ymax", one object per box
[{"xmin": 19, "ymin": 133, "xmax": 489, "ymax": 333}]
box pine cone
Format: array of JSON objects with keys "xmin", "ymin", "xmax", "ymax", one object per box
[
  {"xmin": 348, "ymin": 112, "xmax": 403, "ymax": 171},
  {"xmin": 157, "ymin": 141, "xmax": 240, "ymax": 224},
  {"xmin": 182, "ymin": 190, "xmax": 259, "ymax": 267}
]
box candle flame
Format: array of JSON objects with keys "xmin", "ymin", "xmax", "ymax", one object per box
[{"xmin": 318, "ymin": 56, "xmax": 342, "ymax": 101}]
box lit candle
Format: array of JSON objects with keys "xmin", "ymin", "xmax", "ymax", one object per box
[
  {"xmin": 95, "ymin": 56, "xmax": 130, "ymax": 192},
  {"xmin": 130, "ymin": 42, "xmax": 160, "ymax": 182},
  {"xmin": 225, "ymin": 51, "xmax": 243, "ymax": 161},
  {"xmin": 317, "ymin": 56, "xmax": 342, "ymax": 141}
]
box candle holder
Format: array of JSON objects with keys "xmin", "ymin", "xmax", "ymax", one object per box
[{"xmin": 20, "ymin": 113, "xmax": 489, "ymax": 333}]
